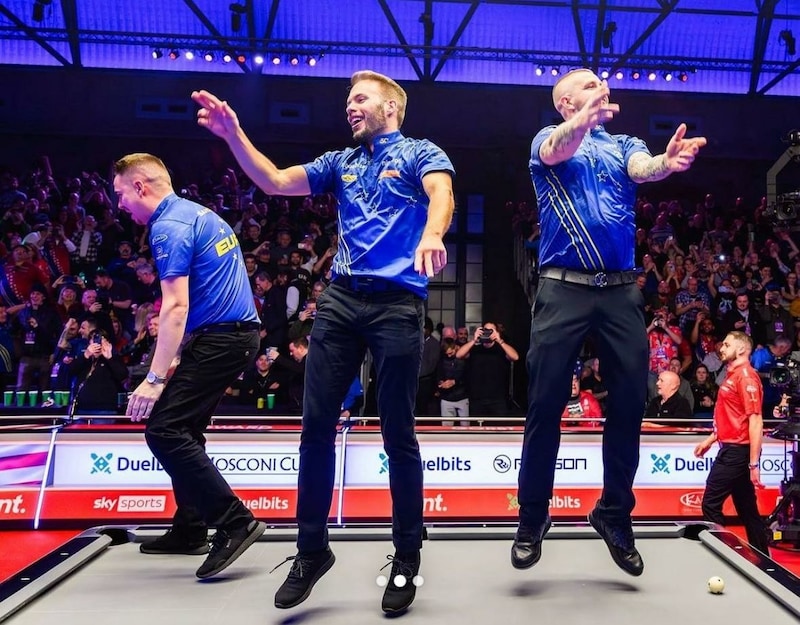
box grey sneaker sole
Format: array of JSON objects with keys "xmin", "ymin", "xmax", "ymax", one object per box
[
  {"xmin": 140, "ymin": 542, "xmax": 209, "ymax": 555},
  {"xmin": 274, "ymin": 551, "xmax": 336, "ymax": 609},
  {"xmin": 196, "ymin": 521, "xmax": 266, "ymax": 579}
]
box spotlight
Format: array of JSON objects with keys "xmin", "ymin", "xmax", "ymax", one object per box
[
  {"xmin": 600, "ymin": 69, "xmax": 610, "ymax": 79},
  {"xmin": 236, "ymin": 54, "xmax": 246, "ymax": 63},
  {"xmin": 631, "ymin": 69, "xmax": 641, "ymax": 80},
  {"xmin": 601, "ymin": 21, "xmax": 617, "ymax": 49},
  {"xmin": 664, "ymin": 71, "xmax": 673, "ymax": 82},
  {"xmin": 614, "ymin": 70, "xmax": 624, "ymax": 80},
  {"xmin": 253, "ymin": 54, "xmax": 264, "ymax": 65},
  {"xmin": 550, "ymin": 66, "xmax": 560, "ymax": 77},
  {"xmin": 222, "ymin": 53, "xmax": 232, "ymax": 63},
  {"xmin": 647, "ymin": 71, "xmax": 657, "ymax": 81},
  {"xmin": 307, "ymin": 56, "xmax": 317, "ymax": 67},
  {"xmin": 184, "ymin": 51, "xmax": 195, "ymax": 60},
  {"xmin": 168, "ymin": 49, "xmax": 180, "ymax": 60},
  {"xmin": 678, "ymin": 71, "xmax": 689, "ymax": 82},
  {"xmin": 290, "ymin": 55, "xmax": 300, "ymax": 66},
  {"xmin": 271, "ymin": 54, "xmax": 281, "ymax": 65},
  {"xmin": 230, "ymin": 2, "xmax": 247, "ymax": 33},
  {"xmin": 534, "ymin": 65, "xmax": 544, "ymax": 77},
  {"xmin": 780, "ymin": 29, "xmax": 797, "ymax": 56},
  {"xmin": 152, "ymin": 48, "xmax": 163, "ymax": 60}
]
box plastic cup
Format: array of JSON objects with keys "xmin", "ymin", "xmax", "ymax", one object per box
[
  {"xmin": 28, "ymin": 390, "xmax": 38, "ymax": 406},
  {"xmin": 3, "ymin": 391, "xmax": 12, "ymax": 406},
  {"xmin": 56, "ymin": 391, "xmax": 69, "ymax": 407},
  {"xmin": 267, "ymin": 394, "xmax": 275, "ymax": 409},
  {"xmin": 41, "ymin": 390, "xmax": 53, "ymax": 404},
  {"xmin": 15, "ymin": 392, "xmax": 25, "ymax": 407}
]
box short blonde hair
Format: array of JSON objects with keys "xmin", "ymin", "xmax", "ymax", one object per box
[
  {"xmin": 350, "ymin": 70, "xmax": 407, "ymax": 128},
  {"xmin": 727, "ymin": 330, "xmax": 754, "ymax": 356},
  {"xmin": 113, "ymin": 153, "xmax": 171, "ymax": 187}
]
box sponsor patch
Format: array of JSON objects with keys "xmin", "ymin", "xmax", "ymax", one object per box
[
  {"xmin": 341, "ymin": 174, "xmax": 357, "ymax": 183},
  {"xmin": 379, "ymin": 170, "xmax": 400, "ymax": 179}
]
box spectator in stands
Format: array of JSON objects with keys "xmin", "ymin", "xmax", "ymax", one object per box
[
  {"xmin": 133, "ymin": 264, "xmax": 161, "ymax": 307},
  {"xmin": 53, "ymin": 282, "xmax": 82, "ymax": 322},
  {"xmin": 646, "ymin": 308, "xmax": 683, "ymax": 377},
  {"xmin": 69, "ymin": 215, "xmax": 102, "ymax": 279},
  {"xmin": 437, "ymin": 337, "xmax": 469, "ymax": 426},
  {"xmin": 238, "ymin": 353, "xmax": 281, "ymax": 408},
  {"xmin": 690, "ymin": 364, "xmax": 717, "ymax": 420},
  {"xmin": 50, "ymin": 317, "xmax": 81, "ymax": 392},
  {"xmin": 457, "ymin": 322, "xmax": 519, "ymax": 416},
  {"xmin": 13, "ymin": 283, "xmax": 60, "ymax": 392},
  {"xmin": 645, "ymin": 370, "xmax": 693, "ymax": 424},
  {"xmin": 674, "ymin": 276, "xmax": 711, "ymax": 334},
  {"xmin": 288, "ymin": 298, "xmax": 317, "ymax": 341},
  {"xmin": 1, "ymin": 243, "xmax": 50, "ymax": 314},
  {"xmin": 580, "ymin": 357, "xmax": 608, "ymax": 411},
  {"xmin": 254, "ymin": 271, "xmax": 288, "ymax": 351},
  {"xmin": 70, "ymin": 328, "xmax": 128, "ymax": 416},
  {"xmin": 94, "ymin": 267, "xmax": 133, "ymax": 330},
  {"xmin": 455, "ymin": 326, "xmax": 469, "ymax": 347},
  {"xmin": 0, "ymin": 307, "xmax": 16, "ymax": 393},
  {"xmin": 125, "ymin": 312, "xmax": 159, "ymax": 388},
  {"xmin": 758, "ymin": 288, "xmax": 793, "ymax": 345},
  {"xmin": 268, "ymin": 337, "xmax": 308, "ymax": 413},
  {"xmin": 667, "ymin": 357, "xmax": 695, "ymax": 411},
  {"xmin": 416, "ymin": 317, "xmax": 440, "ymax": 417},
  {"xmin": 106, "ymin": 240, "xmax": 139, "ymax": 287},
  {"xmin": 721, "ymin": 292, "xmax": 765, "ymax": 348},
  {"xmin": 690, "ymin": 311, "xmax": 718, "ymax": 363},
  {"xmin": 561, "ymin": 372, "xmax": 602, "ymax": 427}
]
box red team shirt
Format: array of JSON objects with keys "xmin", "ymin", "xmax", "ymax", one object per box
[{"xmin": 713, "ymin": 361, "xmax": 763, "ymax": 444}]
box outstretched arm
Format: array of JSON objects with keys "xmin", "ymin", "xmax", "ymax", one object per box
[
  {"xmin": 628, "ymin": 123, "xmax": 707, "ymax": 183},
  {"xmin": 192, "ymin": 90, "xmax": 311, "ymax": 196},
  {"xmin": 414, "ymin": 171, "xmax": 455, "ymax": 278}
]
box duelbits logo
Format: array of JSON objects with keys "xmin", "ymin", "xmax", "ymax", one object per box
[
  {"xmin": 651, "ymin": 453, "xmax": 671, "ymax": 474},
  {"xmin": 91, "ymin": 452, "xmax": 113, "ymax": 475},
  {"xmin": 378, "ymin": 452, "xmax": 390, "ymax": 475}
]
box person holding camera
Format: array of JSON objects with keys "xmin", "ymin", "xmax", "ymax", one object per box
[
  {"xmin": 456, "ymin": 322, "xmax": 519, "ymax": 417},
  {"xmin": 94, "ymin": 268, "xmax": 133, "ymax": 330},
  {"xmin": 694, "ymin": 331, "xmax": 771, "ymax": 555},
  {"xmin": 69, "ymin": 329, "xmax": 128, "ymax": 415},
  {"xmin": 674, "ymin": 276, "xmax": 711, "ymax": 335}
]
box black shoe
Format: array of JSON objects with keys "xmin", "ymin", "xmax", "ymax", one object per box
[
  {"xmin": 511, "ymin": 517, "xmax": 551, "ymax": 569},
  {"xmin": 195, "ymin": 520, "xmax": 266, "ymax": 579},
  {"xmin": 587, "ymin": 510, "xmax": 644, "ymax": 576},
  {"xmin": 381, "ymin": 551, "xmax": 421, "ymax": 615},
  {"xmin": 139, "ymin": 529, "xmax": 209, "ymax": 555},
  {"xmin": 273, "ymin": 548, "xmax": 336, "ymax": 609}
]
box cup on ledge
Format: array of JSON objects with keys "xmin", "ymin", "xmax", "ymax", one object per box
[
  {"xmin": 266, "ymin": 394, "xmax": 275, "ymax": 410},
  {"xmin": 41, "ymin": 390, "xmax": 53, "ymax": 405},
  {"xmin": 3, "ymin": 390, "xmax": 13, "ymax": 406},
  {"xmin": 56, "ymin": 391, "xmax": 70, "ymax": 407},
  {"xmin": 28, "ymin": 390, "xmax": 39, "ymax": 407},
  {"xmin": 15, "ymin": 391, "xmax": 25, "ymax": 408}
]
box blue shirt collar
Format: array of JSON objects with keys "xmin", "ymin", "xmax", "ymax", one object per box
[
  {"xmin": 364, "ymin": 130, "xmax": 404, "ymax": 155},
  {"xmin": 149, "ymin": 192, "xmax": 179, "ymax": 226}
]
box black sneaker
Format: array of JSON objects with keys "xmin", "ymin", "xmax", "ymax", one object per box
[
  {"xmin": 139, "ymin": 529, "xmax": 209, "ymax": 555},
  {"xmin": 380, "ymin": 551, "xmax": 421, "ymax": 615},
  {"xmin": 273, "ymin": 548, "xmax": 336, "ymax": 609},
  {"xmin": 587, "ymin": 509, "xmax": 643, "ymax": 576},
  {"xmin": 511, "ymin": 516, "xmax": 551, "ymax": 569},
  {"xmin": 195, "ymin": 520, "xmax": 266, "ymax": 579}
]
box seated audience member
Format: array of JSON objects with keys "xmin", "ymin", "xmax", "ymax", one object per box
[
  {"xmin": 561, "ymin": 372, "xmax": 602, "ymax": 427},
  {"xmin": 69, "ymin": 329, "xmax": 128, "ymax": 415},
  {"xmin": 690, "ymin": 364, "xmax": 717, "ymax": 424},
  {"xmin": 238, "ymin": 353, "xmax": 282, "ymax": 408},
  {"xmin": 125, "ymin": 312, "xmax": 159, "ymax": 387},
  {"xmin": 437, "ymin": 338, "xmax": 469, "ymax": 426},
  {"xmin": 268, "ymin": 337, "xmax": 308, "ymax": 413},
  {"xmin": 645, "ymin": 370, "xmax": 693, "ymax": 425},
  {"xmin": 580, "ymin": 357, "xmax": 608, "ymax": 412}
]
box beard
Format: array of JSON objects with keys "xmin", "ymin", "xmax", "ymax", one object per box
[{"xmin": 352, "ymin": 104, "xmax": 387, "ymax": 144}]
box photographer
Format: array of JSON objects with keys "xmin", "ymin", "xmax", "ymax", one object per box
[
  {"xmin": 647, "ymin": 308, "xmax": 683, "ymax": 377},
  {"xmin": 69, "ymin": 329, "xmax": 128, "ymax": 415},
  {"xmin": 758, "ymin": 288, "xmax": 793, "ymax": 345},
  {"xmin": 456, "ymin": 322, "xmax": 519, "ymax": 417},
  {"xmin": 674, "ymin": 276, "xmax": 711, "ymax": 335},
  {"xmin": 94, "ymin": 268, "xmax": 133, "ymax": 330}
]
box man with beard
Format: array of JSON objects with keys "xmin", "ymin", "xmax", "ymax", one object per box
[
  {"xmin": 694, "ymin": 331, "xmax": 770, "ymax": 554},
  {"xmin": 193, "ymin": 70, "xmax": 454, "ymax": 615}
]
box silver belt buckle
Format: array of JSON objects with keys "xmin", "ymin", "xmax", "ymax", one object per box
[{"xmin": 593, "ymin": 272, "xmax": 608, "ymax": 288}]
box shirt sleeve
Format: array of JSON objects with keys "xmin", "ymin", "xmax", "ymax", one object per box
[
  {"xmin": 150, "ymin": 219, "xmax": 193, "ymax": 279},
  {"xmin": 414, "ymin": 140, "xmax": 455, "ymax": 180},
  {"xmin": 303, "ymin": 150, "xmax": 343, "ymax": 195},
  {"xmin": 529, "ymin": 126, "xmax": 557, "ymax": 169},
  {"xmin": 618, "ymin": 134, "xmax": 652, "ymax": 168},
  {"xmin": 737, "ymin": 369, "xmax": 763, "ymax": 416}
]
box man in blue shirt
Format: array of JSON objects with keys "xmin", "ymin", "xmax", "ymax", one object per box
[
  {"xmin": 193, "ymin": 70, "xmax": 454, "ymax": 615},
  {"xmin": 114, "ymin": 153, "xmax": 265, "ymax": 580},
  {"xmin": 513, "ymin": 69, "xmax": 706, "ymax": 577}
]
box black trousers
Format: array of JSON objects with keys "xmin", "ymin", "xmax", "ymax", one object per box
[
  {"xmin": 702, "ymin": 443, "xmax": 770, "ymax": 554},
  {"xmin": 145, "ymin": 329, "xmax": 260, "ymax": 531},
  {"xmin": 518, "ymin": 278, "xmax": 648, "ymax": 527}
]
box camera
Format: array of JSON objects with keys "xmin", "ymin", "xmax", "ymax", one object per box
[
  {"xmin": 715, "ymin": 254, "xmax": 727, "ymax": 262},
  {"xmin": 479, "ymin": 327, "xmax": 493, "ymax": 344},
  {"xmin": 770, "ymin": 359, "xmax": 800, "ymax": 389},
  {"xmin": 92, "ymin": 334, "xmax": 102, "ymax": 345}
]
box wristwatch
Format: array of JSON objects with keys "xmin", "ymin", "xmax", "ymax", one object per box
[
  {"xmin": 145, "ymin": 371, "xmax": 167, "ymax": 384},
  {"xmin": 748, "ymin": 462, "xmax": 760, "ymax": 469}
]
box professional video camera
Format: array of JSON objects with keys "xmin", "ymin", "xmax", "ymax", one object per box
[
  {"xmin": 766, "ymin": 385, "xmax": 800, "ymax": 549},
  {"xmin": 765, "ymin": 130, "xmax": 800, "ymax": 228},
  {"xmin": 769, "ymin": 358, "xmax": 800, "ymax": 390}
]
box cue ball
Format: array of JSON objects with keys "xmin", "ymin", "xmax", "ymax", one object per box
[{"xmin": 707, "ymin": 576, "xmax": 725, "ymax": 594}]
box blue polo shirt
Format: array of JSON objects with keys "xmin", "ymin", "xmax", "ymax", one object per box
[
  {"xmin": 530, "ymin": 125, "xmax": 650, "ymax": 272},
  {"xmin": 303, "ymin": 131, "xmax": 454, "ymax": 298},
  {"xmin": 148, "ymin": 194, "xmax": 258, "ymax": 333}
]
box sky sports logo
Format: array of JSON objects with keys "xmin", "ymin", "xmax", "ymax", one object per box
[{"xmin": 93, "ymin": 495, "xmax": 166, "ymax": 512}]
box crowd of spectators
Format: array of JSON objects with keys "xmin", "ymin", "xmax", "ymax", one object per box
[{"xmin": 515, "ymin": 192, "xmax": 800, "ymax": 425}]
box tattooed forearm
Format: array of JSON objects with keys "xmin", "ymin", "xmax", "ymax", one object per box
[
  {"xmin": 628, "ymin": 153, "xmax": 672, "ymax": 183},
  {"xmin": 540, "ymin": 120, "xmax": 585, "ymax": 166}
]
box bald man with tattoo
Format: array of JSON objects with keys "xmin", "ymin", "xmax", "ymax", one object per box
[{"xmin": 512, "ymin": 69, "xmax": 706, "ymax": 576}]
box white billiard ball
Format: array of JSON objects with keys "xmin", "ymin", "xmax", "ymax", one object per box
[{"xmin": 707, "ymin": 576, "xmax": 725, "ymax": 594}]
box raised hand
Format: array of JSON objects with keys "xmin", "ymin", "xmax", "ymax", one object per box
[
  {"xmin": 664, "ymin": 123, "xmax": 707, "ymax": 173},
  {"xmin": 573, "ymin": 81, "xmax": 620, "ymax": 132},
  {"xmin": 191, "ymin": 90, "xmax": 241, "ymax": 139}
]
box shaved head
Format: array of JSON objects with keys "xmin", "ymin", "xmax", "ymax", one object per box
[
  {"xmin": 552, "ymin": 68, "xmax": 597, "ymax": 116},
  {"xmin": 656, "ymin": 370, "xmax": 681, "ymax": 400}
]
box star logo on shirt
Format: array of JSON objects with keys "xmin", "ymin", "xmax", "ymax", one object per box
[
  {"xmin": 597, "ymin": 170, "xmax": 609, "ymax": 183},
  {"xmin": 219, "ymin": 227, "xmax": 226, "ymax": 235}
]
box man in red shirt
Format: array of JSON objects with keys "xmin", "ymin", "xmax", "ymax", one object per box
[{"xmin": 693, "ymin": 331, "xmax": 770, "ymax": 554}]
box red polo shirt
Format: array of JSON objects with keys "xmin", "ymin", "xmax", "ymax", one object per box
[{"xmin": 713, "ymin": 360, "xmax": 763, "ymax": 444}]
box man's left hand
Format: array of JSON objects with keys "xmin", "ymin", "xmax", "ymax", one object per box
[
  {"xmin": 665, "ymin": 123, "xmax": 707, "ymax": 173},
  {"xmin": 126, "ymin": 380, "xmax": 165, "ymax": 423},
  {"xmin": 414, "ymin": 233, "xmax": 447, "ymax": 277}
]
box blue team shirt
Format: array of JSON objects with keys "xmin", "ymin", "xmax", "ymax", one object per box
[
  {"xmin": 530, "ymin": 125, "xmax": 650, "ymax": 272},
  {"xmin": 148, "ymin": 194, "xmax": 258, "ymax": 333},
  {"xmin": 303, "ymin": 131, "xmax": 454, "ymax": 298}
]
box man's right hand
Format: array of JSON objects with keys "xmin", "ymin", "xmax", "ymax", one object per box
[
  {"xmin": 191, "ymin": 90, "xmax": 241, "ymax": 140},
  {"xmin": 573, "ymin": 81, "xmax": 619, "ymax": 133}
]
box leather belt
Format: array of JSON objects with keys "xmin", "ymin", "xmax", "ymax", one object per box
[
  {"xmin": 540, "ymin": 267, "xmax": 639, "ymax": 288},
  {"xmin": 192, "ymin": 321, "xmax": 260, "ymax": 334},
  {"xmin": 333, "ymin": 275, "xmax": 407, "ymax": 294}
]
